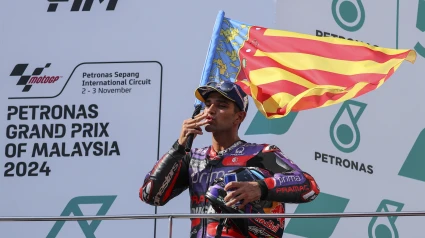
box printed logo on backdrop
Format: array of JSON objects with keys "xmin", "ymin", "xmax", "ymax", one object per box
[
  {"xmin": 3, "ymin": 61, "xmax": 161, "ymax": 178},
  {"xmin": 47, "ymin": 0, "xmax": 118, "ymax": 12},
  {"xmin": 413, "ymin": 0, "xmax": 425, "ymax": 58},
  {"xmin": 9, "ymin": 63, "xmax": 63, "ymax": 93},
  {"xmin": 398, "ymin": 128, "xmax": 425, "ymax": 182},
  {"xmin": 284, "ymin": 192, "xmax": 350, "ymax": 237},
  {"xmin": 368, "ymin": 199, "xmax": 404, "ymax": 238},
  {"xmin": 7, "ymin": 62, "xmax": 71, "ymax": 99},
  {"xmin": 315, "ymin": 100, "xmax": 373, "ymax": 174},
  {"xmin": 316, "ymin": 0, "xmax": 378, "ymax": 47},
  {"xmin": 245, "ymin": 111, "xmax": 297, "ymax": 135},
  {"xmin": 330, "ymin": 100, "xmax": 366, "ymax": 153},
  {"xmin": 47, "ymin": 195, "xmax": 117, "ymax": 238},
  {"xmin": 332, "ymin": 0, "xmax": 365, "ymax": 32}
]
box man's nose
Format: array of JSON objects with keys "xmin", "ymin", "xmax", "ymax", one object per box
[{"xmin": 206, "ymin": 104, "xmax": 217, "ymax": 114}]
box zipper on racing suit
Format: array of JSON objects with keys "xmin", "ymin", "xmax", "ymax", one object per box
[
  {"xmin": 202, "ymin": 160, "xmax": 215, "ymax": 238},
  {"xmin": 201, "ymin": 141, "xmax": 244, "ymax": 238}
]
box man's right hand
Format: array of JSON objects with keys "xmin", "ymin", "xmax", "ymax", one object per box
[{"xmin": 178, "ymin": 111, "xmax": 209, "ymax": 146}]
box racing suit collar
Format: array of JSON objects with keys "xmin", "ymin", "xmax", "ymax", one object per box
[{"xmin": 208, "ymin": 140, "xmax": 246, "ymax": 160}]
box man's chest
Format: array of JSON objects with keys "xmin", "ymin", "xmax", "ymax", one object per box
[{"xmin": 188, "ymin": 154, "xmax": 259, "ymax": 190}]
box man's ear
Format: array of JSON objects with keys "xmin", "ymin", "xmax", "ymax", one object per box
[{"xmin": 236, "ymin": 111, "xmax": 247, "ymax": 124}]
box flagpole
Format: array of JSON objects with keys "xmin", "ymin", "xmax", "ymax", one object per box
[{"xmin": 185, "ymin": 10, "xmax": 225, "ymax": 152}]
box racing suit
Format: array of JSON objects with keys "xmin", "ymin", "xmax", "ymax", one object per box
[{"xmin": 140, "ymin": 140, "xmax": 320, "ymax": 238}]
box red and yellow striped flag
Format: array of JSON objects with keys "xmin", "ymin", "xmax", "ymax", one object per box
[{"xmin": 198, "ymin": 11, "xmax": 416, "ymax": 118}]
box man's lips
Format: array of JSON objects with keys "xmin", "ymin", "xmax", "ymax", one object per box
[{"xmin": 206, "ymin": 116, "xmax": 214, "ymax": 122}]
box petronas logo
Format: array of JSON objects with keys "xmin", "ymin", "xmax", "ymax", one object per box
[
  {"xmin": 332, "ymin": 0, "xmax": 365, "ymax": 32},
  {"xmin": 368, "ymin": 199, "xmax": 404, "ymax": 238},
  {"xmin": 330, "ymin": 100, "xmax": 367, "ymax": 153}
]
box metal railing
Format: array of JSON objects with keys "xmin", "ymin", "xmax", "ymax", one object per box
[{"xmin": 1, "ymin": 211, "xmax": 424, "ymax": 238}]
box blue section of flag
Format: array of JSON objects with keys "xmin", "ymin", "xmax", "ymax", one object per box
[{"xmin": 194, "ymin": 11, "xmax": 250, "ymax": 107}]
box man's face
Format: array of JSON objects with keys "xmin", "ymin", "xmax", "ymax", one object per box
[{"xmin": 203, "ymin": 92, "xmax": 245, "ymax": 133}]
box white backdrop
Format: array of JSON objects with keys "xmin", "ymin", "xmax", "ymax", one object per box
[
  {"xmin": 270, "ymin": 1, "xmax": 425, "ymax": 238},
  {"xmin": 0, "ymin": 0, "xmax": 276, "ymax": 238},
  {"xmin": 1, "ymin": 0, "xmax": 424, "ymax": 238}
]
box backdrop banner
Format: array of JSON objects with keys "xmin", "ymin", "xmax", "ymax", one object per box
[{"xmin": 1, "ymin": 1, "xmax": 423, "ymax": 238}]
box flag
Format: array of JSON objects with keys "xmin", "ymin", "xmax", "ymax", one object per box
[{"xmin": 195, "ymin": 10, "xmax": 416, "ymax": 119}]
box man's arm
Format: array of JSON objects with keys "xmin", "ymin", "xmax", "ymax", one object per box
[
  {"xmin": 247, "ymin": 145, "xmax": 320, "ymax": 204},
  {"xmin": 139, "ymin": 140, "xmax": 190, "ymax": 206}
]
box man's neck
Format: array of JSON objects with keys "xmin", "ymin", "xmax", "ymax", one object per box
[{"xmin": 211, "ymin": 131, "xmax": 241, "ymax": 153}]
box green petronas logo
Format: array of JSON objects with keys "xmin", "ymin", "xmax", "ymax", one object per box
[
  {"xmin": 47, "ymin": 195, "xmax": 117, "ymax": 238},
  {"xmin": 245, "ymin": 111, "xmax": 297, "ymax": 135},
  {"xmin": 330, "ymin": 100, "xmax": 367, "ymax": 153},
  {"xmin": 368, "ymin": 199, "xmax": 404, "ymax": 238},
  {"xmin": 414, "ymin": 0, "xmax": 425, "ymax": 58},
  {"xmin": 284, "ymin": 192, "xmax": 349, "ymax": 237},
  {"xmin": 332, "ymin": 0, "xmax": 365, "ymax": 32},
  {"xmin": 398, "ymin": 128, "xmax": 425, "ymax": 182}
]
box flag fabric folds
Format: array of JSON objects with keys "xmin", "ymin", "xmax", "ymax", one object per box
[{"xmin": 196, "ymin": 10, "xmax": 416, "ymax": 119}]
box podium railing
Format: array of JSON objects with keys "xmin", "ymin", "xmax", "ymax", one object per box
[{"xmin": 1, "ymin": 211, "xmax": 424, "ymax": 238}]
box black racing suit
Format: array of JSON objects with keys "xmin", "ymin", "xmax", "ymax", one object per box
[{"xmin": 140, "ymin": 140, "xmax": 320, "ymax": 238}]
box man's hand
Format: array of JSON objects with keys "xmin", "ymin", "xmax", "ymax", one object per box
[
  {"xmin": 223, "ymin": 181, "xmax": 262, "ymax": 209},
  {"xmin": 178, "ymin": 111, "xmax": 209, "ymax": 146}
]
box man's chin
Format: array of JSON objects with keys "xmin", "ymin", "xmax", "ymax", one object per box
[{"xmin": 204, "ymin": 125, "xmax": 214, "ymax": 132}]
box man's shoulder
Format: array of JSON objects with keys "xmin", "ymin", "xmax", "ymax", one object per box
[
  {"xmin": 239, "ymin": 141, "xmax": 283, "ymax": 154},
  {"xmin": 242, "ymin": 141, "xmax": 282, "ymax": 151}
]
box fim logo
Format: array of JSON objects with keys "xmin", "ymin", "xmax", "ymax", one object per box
[
  {"xmin": 47, "ymin": 0, "xmax": 118, "ymax": 12},
  {"xmin": 10, "ymin": 63, "xmax": 62, "ymax": 92},
  {"xmin": 47, "ymin": 195, "xmax": 117, "ymax": 238}
]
